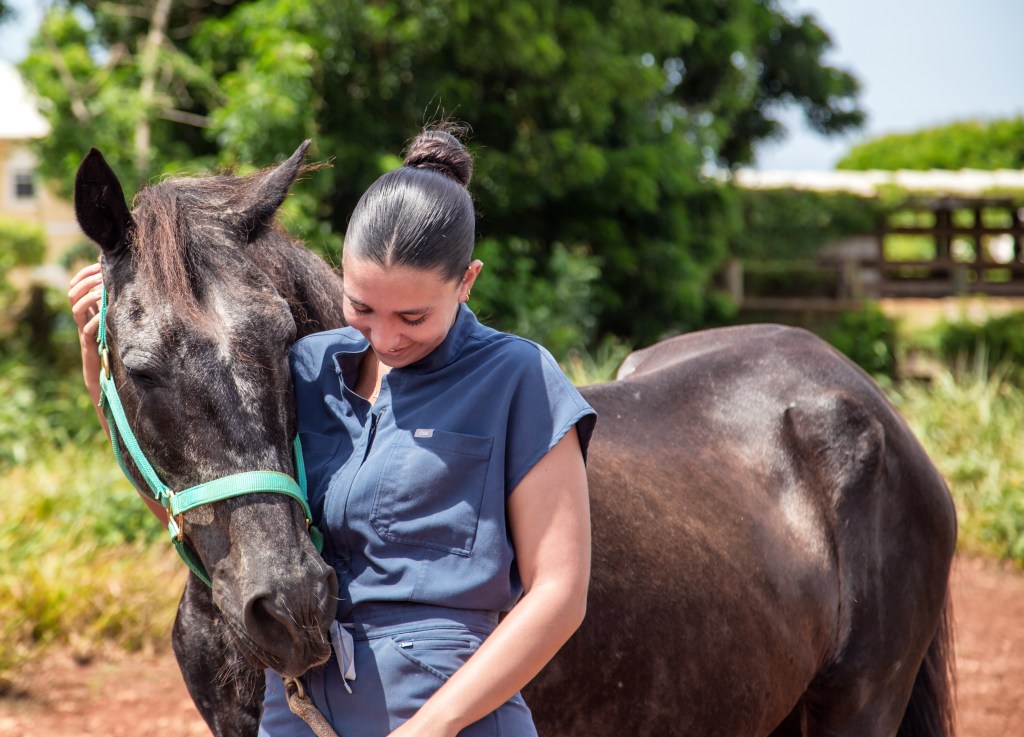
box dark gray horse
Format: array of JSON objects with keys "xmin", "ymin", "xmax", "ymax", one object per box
[
  {"xmin": 74, "ymin": 143, "xmax": 346, "ymax": 736},
  {"xmin": 75, "ymin": 147, "xmax": 956, "ymax": 737}
]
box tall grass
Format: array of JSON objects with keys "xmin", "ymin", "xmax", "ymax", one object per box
[
  {"xmin": 0, "ymin": 442, "xmax": 186, "ymax": 689},
  {"xmin": 889, "ymin": 365, "xmax": 1024, "ymax": 563},
  {"xmin": 0, "ymin": 359, "xmax": 185, "ymax": 689},
  {"xmin": 560, "ymin": 337, "xmax": 633, "ymax": 386}
]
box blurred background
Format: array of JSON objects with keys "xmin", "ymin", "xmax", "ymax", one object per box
[{"xmin": 0, "ymin": 0, "xmax": 1022, "ymax": 732}]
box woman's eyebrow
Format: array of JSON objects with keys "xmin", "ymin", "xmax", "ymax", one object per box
[{"xmin": 348, "ymin": 295, "xmax": 431, "ymax": 316}]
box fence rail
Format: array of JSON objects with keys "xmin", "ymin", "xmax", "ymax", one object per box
[{"xmin": 725, "ymin": 256, "xmax": 1024, "ymax": 311}]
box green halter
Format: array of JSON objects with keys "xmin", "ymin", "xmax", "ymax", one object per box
[{"xmin": 96, "ymin": 287, "xmax": 323, "ymax": 586}]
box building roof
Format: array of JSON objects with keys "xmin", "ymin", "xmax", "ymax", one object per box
[
  {"xmin": 0, "ymin": 60, "xmax": 50, "ymax": 140},
  {"xmin": 733, "ymin": 168, "xmax": 1024, "ymax": 198}
]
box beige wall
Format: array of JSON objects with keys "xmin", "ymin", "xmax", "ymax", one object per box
[{"xmin": 0, "ymin": 139, "xmax": 82, "ymax": 263}]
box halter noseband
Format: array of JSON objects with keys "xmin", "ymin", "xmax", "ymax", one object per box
[{"xmin": 96, "ymin": 287, "xmax": 323, "ymax": 586}]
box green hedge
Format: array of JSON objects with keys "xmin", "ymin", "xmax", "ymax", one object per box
[{"xmin": 731, "ymin": 188, "xmax": 887, "ymax": 261}]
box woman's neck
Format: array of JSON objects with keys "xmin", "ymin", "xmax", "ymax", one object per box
[{"xmin": 357, "ymin": 349, "xmax": 391, "ymax": 405}]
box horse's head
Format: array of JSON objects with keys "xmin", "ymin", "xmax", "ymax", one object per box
[{"xmin": 74, "ymin": 144, "xmax": 338, "ymax": 677}]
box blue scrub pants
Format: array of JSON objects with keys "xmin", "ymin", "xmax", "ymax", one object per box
[{"xmin": 258, "ymin": 603, "xmax": 538, "ymax": 737}]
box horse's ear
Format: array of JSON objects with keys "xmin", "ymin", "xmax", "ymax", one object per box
[
  {"xmin": 230, "ymin": 140, "xmax": 311, "ymax": 236},
  {"xmin": 75, "ymin": 149, "xmax": 133, "ymax": 256}
]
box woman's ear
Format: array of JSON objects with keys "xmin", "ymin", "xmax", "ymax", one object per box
[{"xmin": 460, "ymin": 259, "xmax": 483, "ymax": 302}]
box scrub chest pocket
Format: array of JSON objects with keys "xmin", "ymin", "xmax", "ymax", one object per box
[{"xmin": 371, "ymin": 430, "xmax": 493, "ymax": 556}]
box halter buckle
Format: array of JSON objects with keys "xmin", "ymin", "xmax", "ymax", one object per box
[
  {"xmin": 167, "ymin": 512, "xmax": 182, "ymax": 541},
  {"xmin": 100, "ymin": 348, "xmax": 111, "ymax": 379},
  {"xmin": 165, "ymin": 489, "xmax": 185, "ymax": 542}
]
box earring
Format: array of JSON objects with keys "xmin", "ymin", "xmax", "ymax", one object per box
[{"xmin": 465, "ymin": 289, "xmax": 471, "ymax": 301}]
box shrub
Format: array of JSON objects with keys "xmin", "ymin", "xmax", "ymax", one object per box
[
  {"xmin": 824, "ymin": 303, "xmax": 898, "ymax": 378},
  {"xmin": 561, "ymin": 336, "xmax": 633, "ymax": 386},
  {"xmin": 936, "ymin": 312, "xmax": 1024, "ymax": 383},
  {"xmin": 731, "ymin": 189, "xmax": 886, "ymax": 261},
  {"xmin": 0, "ymin": 352, "xmax": 101, "ymax": 470},
  {"xmin": 471, "ymin": 237, "xmax": 601, "ymax": 360},
  {"xmin": 0, "ymin": 219, "xmax": 46, "ymax": 281}
]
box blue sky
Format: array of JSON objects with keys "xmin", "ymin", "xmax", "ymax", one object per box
[
  {"xmin": 3, "ymin": 0, "xmax": 1021, "ymax": 171},
  {"xmin": 756, "ymin": 0, "xmax": 1024, "ymax": 169}
]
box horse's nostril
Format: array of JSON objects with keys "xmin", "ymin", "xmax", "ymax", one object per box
[{"xmin": 244, "ymin": 593, "xmax": 293, "ymax": 640}]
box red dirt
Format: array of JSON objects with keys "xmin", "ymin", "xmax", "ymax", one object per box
[{"xmin": 0, "ymin": 556, "xmax": 1020, "ymax": 736}]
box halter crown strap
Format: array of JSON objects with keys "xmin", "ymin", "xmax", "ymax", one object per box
[{"xmin": 96, "ymin": 286, "xmax": 322, "ymax": 586}]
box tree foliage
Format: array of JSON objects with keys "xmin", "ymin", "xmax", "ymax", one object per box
[
  {"xmin": 22, "ymin": 0, "xmax": 863, "ymax": 348},
  {"xmin": 838, "ymin": 117, "xmax": 1024, "ymax": 171}
]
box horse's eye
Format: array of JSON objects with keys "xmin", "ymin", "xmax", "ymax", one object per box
[{"xmin": 125, "ymin": 366, "xmax": 161, "ymax": 389}]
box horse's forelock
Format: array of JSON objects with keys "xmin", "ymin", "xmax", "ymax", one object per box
[
  {"xmin": 120, "ymin": 162, "xmax": 343, "ymax": 343},
  {"xmin": 129, "ymin": 175, "xmax": 261, "ymax": 319}
]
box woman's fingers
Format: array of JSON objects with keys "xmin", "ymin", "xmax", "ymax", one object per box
[
  {"xmin": 82, "ymin": 308, "xmax": 102, "ymax": 341},
  {"xmin": 71, "ymin": 285, "xmax": 103, "ymax": 331},
  {"xmin": 68, "ymin": 262, "xmax": 101, "ymax": 292},
  {"xmin": 68, "ymin": 264, "xmax": 104, "ymax": 331}
]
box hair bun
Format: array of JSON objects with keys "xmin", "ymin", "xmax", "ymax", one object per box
[{"xmin": 403, "ymin": 128, "xmax": 473, "ymax": 188}]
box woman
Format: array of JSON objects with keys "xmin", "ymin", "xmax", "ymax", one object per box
[{"xmin": 70, "ymin": 127, "xmax": 596, "ymax": 737}]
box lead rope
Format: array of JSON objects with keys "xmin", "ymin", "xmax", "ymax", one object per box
[{"xmin": 284, "ymin": 677, "xmax": 340, "ymax": 737}]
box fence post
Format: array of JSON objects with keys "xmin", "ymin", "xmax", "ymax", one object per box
[{"xmin": 725, "ymin": 259, "xmax": 744, "ymax": 307}]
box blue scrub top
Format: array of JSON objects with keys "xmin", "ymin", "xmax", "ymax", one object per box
[{"xmin": 290, "ymin": 304, "xmax": 597, "ymax": 618}]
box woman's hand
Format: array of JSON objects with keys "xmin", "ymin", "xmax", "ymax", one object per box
[
  {"xmin": 68, "ymin": 262, "xmax": 169, "ymax": 525},
  {"xmin": 68, "ymin": 262, "xmax": 105, "ymax": 418}
]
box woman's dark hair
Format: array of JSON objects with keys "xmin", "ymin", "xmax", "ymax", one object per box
[{"xmin": 343, "ymin": 127, "xmax": 475, "ymax": 282}]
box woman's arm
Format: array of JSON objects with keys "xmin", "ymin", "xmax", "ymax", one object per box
[
  {"xmin": 68, "ymin": 263, "xmax": 169, "ymax": 525},
  {"xmin": 389, "ymin": 426, "xmax": 591, "ymax": 737}
]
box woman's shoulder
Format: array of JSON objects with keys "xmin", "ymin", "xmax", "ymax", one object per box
[
  {"xmin": 466, "ymin": 319, "xmax": 557, "ymax": 365},
  {"xmin": 467, "ymin": 328, "xmax": 580, "ymax": 396}
]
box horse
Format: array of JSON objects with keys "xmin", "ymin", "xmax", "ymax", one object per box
[
  {"xmin": 75, "ymin": 147, "xmax": 956, "ymax": 737},
  {"xmin": 529, "ymin": 327, "xmax": 957, "ymax": 736},
  {"xmin": 74, "ymin": 142, "xmax": 348, "ymax": 735}
]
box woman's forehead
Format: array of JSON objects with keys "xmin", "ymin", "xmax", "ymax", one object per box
[{"xmin": 342, "ymin": 257, "xmax": 455, "ymax": 308}]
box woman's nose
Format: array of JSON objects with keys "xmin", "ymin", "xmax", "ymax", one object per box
[{"xmin": 373, "ymin": 324, "xmax": 402, "ymax": 351}]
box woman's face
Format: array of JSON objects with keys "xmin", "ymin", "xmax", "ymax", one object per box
[{"xmin": 341, "ymin": 255, "xmax": 481, "ymax": 368}]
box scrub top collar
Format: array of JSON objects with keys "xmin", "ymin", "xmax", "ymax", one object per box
[{"xmin": 404, "ymin": 303, "xmax": 476, "ymax": 374}]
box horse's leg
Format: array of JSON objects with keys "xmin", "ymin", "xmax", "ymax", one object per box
[
  {"xmin": 783, "ymin": 396, "xmax": 956, "ymax": 737},
  {"xmin": 173, "ymin": 574, "xmax": 264, "ymax": 737},
  {"xmin": 798, "ymin": 594, "xmax": 955, "ymax": 737}
]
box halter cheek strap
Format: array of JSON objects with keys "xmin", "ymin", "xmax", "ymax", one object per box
[{"xmin": 96, "ymin": 287, "xmax": 323, "ymax": 586}]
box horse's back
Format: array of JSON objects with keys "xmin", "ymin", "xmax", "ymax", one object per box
[{"xmin": 526, "ymin": 324, "xmax": 956, "ymax": 736}]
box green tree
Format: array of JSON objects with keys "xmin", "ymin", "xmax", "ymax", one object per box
[
  {"xmin": 22, "ymin": 0, "xmax": 863, "ymax": 348},
  {"xmin": 838, "ymin": 117, "xmax": 1024, "ymax": 171}
]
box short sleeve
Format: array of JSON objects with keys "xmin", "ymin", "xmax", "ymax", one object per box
[{"xmin": 503, "ymin": 340, "xmax": 597, "ymax": 494}]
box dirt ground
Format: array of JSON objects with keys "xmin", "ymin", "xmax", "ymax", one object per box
[{"xmin": 0, "ymin": 556, "xmax": 1020, "ymax": 737}]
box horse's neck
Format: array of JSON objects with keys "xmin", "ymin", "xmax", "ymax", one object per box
[{"xmin": 262, "ymin": 239, "xmax": 347, "ymax": 338}]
